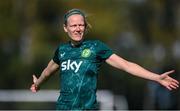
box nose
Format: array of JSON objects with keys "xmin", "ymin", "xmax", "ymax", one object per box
[{"xmin": 75, "ymin": 26, "xmax": 81, "ymax": 31}]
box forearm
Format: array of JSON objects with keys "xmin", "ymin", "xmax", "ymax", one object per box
[
  {"xmin": 35, "ymin": 68, "xmax": 52, "ymax": 87},
  {"xmin": 34, "ymin": 60, "xmax": 59, "ymax": 87},
  {"xmin": 106, "ymin": 54, "xmax": 179, "ymax": 91},
  {"xmin": 106, "ymin": 54, "xmax": 160, "ymax": 82},
  {"xmin": 124, "ymin": 62, "xmax": 159, "ymax": 82}
]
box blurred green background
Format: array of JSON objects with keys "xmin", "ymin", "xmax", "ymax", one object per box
[{"xmin": 0, "ymin": 0, "xmax": 180, "ymax": 110}]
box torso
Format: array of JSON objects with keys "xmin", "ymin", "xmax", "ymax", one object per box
[{"xmin": 55, "ymin": 40, "xmax": 112, "ymax": 110}]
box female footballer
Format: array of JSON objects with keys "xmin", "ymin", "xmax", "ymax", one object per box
[{"xmin": 30, "ymin": 9, "xmax": 179, "ymax": 110}]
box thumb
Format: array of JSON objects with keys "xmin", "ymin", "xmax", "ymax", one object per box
[
  {"xmin": 32, "ymin": 74, "xmax": 37, "ymax": 83},
  {"xmin": 160, "ymin": 70, "xmax": 175, "ymax": 80}
]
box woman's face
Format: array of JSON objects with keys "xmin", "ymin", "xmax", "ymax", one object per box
[{"xmin": 64, "ymin": 14, "xmax": 85, "ymax": 42}]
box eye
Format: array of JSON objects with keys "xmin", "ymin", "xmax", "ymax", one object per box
[
  {"xmin": 70, "ymin": 25, "xmax": 77, "ymax": 27},
  {"xmin": 79, "ymin": 24, "xmax": 85, "ymax": 27}
]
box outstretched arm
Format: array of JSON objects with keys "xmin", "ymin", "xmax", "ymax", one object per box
[
  {"xmin": 30, "ymin": 60, "xmax": 59, "ymax": 92},
  {"xmin": 106, "ymin": 54, "xmax": 179, "ymax": 90}
]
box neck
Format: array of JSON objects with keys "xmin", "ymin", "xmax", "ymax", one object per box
[{"xmin": 70, "ymin": 40, "xmax": 83, "ymax": 47}]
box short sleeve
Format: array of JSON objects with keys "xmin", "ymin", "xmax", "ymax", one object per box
[
  {"xmin": 96, "ymin": 40, "xmax": 113, "ymax": 61},
  {"xmin": 52, "ymin": 46, "xmax": 60, "ymax": 65}
]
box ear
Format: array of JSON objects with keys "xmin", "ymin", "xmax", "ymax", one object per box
[{"xmin": 63, "ymin": 24, "xmax": 68, "ymax": 32}]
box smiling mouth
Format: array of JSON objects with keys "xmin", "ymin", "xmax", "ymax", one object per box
[{"xmin": 74, "ymin": 32, "xmax": 82, "ymax": 36}]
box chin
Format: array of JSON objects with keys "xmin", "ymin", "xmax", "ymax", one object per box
[
  {"xmin": 74, "ymin": 39, "xmax": 83, "ymax": 42},
  {"xmin": 73, "ymin": 37, "xmax": 83, "ymax": 42}
]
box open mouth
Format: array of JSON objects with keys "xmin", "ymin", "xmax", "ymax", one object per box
[{"xmin": 74, "ymin": 32, "xmax": 82, "ymax": 37}]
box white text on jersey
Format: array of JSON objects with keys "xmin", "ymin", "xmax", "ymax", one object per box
[{"xmin": 61, "ymin": 60, "xmax": 83, "ymax": 73}]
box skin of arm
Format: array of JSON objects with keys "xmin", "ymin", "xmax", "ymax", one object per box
[
  {"xmin": 106, "ymin": 54, "xmax": 179, "ymax": 90},
  {"xmin": 30, "ymin": 60, "xmax": 59, "ymax": 92}
]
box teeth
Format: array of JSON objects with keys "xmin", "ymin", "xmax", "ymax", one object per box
[{"xmin": 75, "ymin": 33, "xmax": 81, "ymax": 35}]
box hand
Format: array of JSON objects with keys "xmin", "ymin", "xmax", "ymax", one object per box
[
  {"xmin": 30, "ymin": 75, "xmax": 39, "ymax": 93},
  {"xmin": 157, "ymin": 70, "xmax": 179, "ymax": 90}
]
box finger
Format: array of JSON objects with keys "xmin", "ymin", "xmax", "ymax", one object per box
[
  {"xmin": 170, "ymin": 81, "xmax": 179, "ymax": 88},
  {"xmin": 30, "ymin": 84, "xmax": 37, "ymax": 93},
  {"xmin": 30, "ymin": 87, "xmax": 36, "ymax": 92},
  {"xmin": 171, "ymin": 78, "xmax": 179, "ymax": 85},
  {"xmin": 166, "ymin": 85, "xmax": 172, "ymax": 91},
  {"xmin": 168, "ymin": 76, "xmax": 179, "ymax": 84},
  {"xmin": 32, "ymin": 75, "xmax": 37, "ymax": 83},
  {"xmin": 169, "ymin": 84, "xmax": 178, "ymax": 89},
  {"xmin": 160, "ymin": 70, "xmax": 175, "ymax": 80},
  {"xmin": 164, "ymin": 70, "xmax": 175, "ymax": 76}
]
